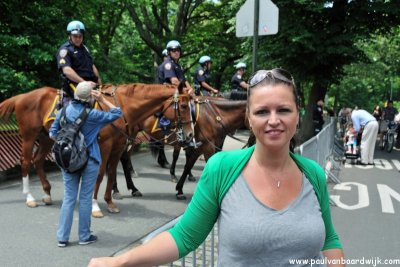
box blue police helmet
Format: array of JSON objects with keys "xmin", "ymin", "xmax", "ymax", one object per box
[
  {"xmin": 162, "ymin": 49, "xmax": 168, "ymax": 56},
  {"xmin": 199, "ymin": 56, "xmax": 212, "ymax": 65},
  {"xmin": 235, "ymin": 62, "xmax": 247, "ymax": 69},
  {"xmin": 166, "ymin": 40, "xmax": 181, "ymax": 51},
  {"xmin": 67, "ymin": 20, "xmax": 85, "ymax": 34}
]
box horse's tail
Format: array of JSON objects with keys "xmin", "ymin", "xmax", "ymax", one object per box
[
  {"xmin": 0, "ymin": 95, "xmax": 20, "ymax": 120},
  {"xmin": 149, "ymin": 141, "xmax": 160, "ymax": 160}
]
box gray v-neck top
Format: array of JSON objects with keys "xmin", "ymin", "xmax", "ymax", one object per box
[{"xmin": 218, "ymin": 173, "xmax": 326, "ymax": 267}]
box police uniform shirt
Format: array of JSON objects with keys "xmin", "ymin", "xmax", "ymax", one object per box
[
  {"xmin": 56, "ymin": 41, "xmax": 96, "ymax": 81},
  {"xmin": 194, "ymin": 67, "xmax": 210, "ymax": 88},
  {"xmin": 160, "ymin": 57, "xmax": 186, "ymax": 84},
  {"xmin": 231, "ymin": 73, "xmax": 244, "ymax": 90}
]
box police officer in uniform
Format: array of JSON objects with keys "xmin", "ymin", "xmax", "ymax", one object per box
[
  {"xmin": 158, "ymin": 40, "xmax": 193, "ymax": 94},
  {"xmin": 56, "ymin": 20, "xmax": 101, "ymax": 105},
  {"xmin": 193, "ymin": 56, "xmax": 219, "ymax": 96},
  {"xmin": 230, "ymin": 62, "xmax": 249, "ymax": 100},
  {"xmin": 231, "ymin": 62, "xmax": 249, "ymax": 91}
]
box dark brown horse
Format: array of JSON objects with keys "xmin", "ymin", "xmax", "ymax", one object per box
[
  {"xmin": 150, "ymin": 97, "xmax": 248, "ymax": 199},
  {"xmin": 0, "ymin": 83, "xmax": 192, "ymax": 210}
]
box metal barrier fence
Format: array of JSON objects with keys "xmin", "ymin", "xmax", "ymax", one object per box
[{"xmin": 133, "ymin": 118, "xmax": 342, "ymax": 267}]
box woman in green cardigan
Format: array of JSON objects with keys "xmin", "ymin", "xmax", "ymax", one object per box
[{"xmin": 88, "ymin": 68, "xmax": 344, "ymax": 267}]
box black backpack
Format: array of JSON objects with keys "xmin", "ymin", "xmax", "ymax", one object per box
[{"xmin": 52, "ymin": 106, "xmax": 90, "ymax": 173}]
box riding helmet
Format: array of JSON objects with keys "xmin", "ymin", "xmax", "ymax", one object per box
[
  {"xmin": 166, "ymin": 40, "xmax": 181, "ymax": 51},
  {"xmin": 199, "ymin": 56, "xmax": 212, "ymax": 65},
  {"xmin": 67, "ymin": 20, "xmax": 85, "ymax": 35},
  {"xmin": 235, "ymin": 62, "xmax": 247, "ymax": 70}
]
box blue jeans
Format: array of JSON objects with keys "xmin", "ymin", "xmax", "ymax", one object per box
[{"xmin": 57, "ymin": 158, "xmax": 99, "ymax": 242}]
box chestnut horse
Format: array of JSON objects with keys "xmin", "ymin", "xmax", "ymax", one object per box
[
  {"xmin": 111, "ymin": 97, "xmax": 191, "ymax": 199},
  {"xmin": 91, "ymin": 84, "xmax": 192, "ymax": 217},
  {"xmin": 147, "ymin": 97, "xmax": 248, "ymax": 199},
  {"xmin": 0, "ymin": 83, "xmax": 192, "ymax": 209}
]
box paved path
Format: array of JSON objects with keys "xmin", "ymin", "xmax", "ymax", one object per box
[{"xmin": 329, "ymin": 146, "xmax": 400, "ymax": 266}]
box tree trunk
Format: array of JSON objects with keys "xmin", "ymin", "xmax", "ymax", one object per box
[{"xmin": 299, "ymin": 80, "xmax": 328, "ymax": 143}]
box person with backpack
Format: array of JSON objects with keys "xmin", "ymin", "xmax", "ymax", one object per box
[{"xmin": 49, "ymin": 81, "xmax": 122, "ymax": 248}]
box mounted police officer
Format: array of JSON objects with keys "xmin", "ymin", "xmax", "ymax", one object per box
[
  {"xmin": 230, "ymin": 62, "xmax": 249, "ymax": 100},
  {"xmin": 56, "ymin": 20, "xmax": 101, "ymax": 105},
  {"xmin": 158, "ymin": 40, "xmax": 193, "ymax": 94},
  {"xmin": 193, "ymin": 56, "xmax": 219, "ymax": 96}
]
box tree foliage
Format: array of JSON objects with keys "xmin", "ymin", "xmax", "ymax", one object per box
[{"xmin": 1, "ymin": 0, "xmax": 399, "ymax": 141}]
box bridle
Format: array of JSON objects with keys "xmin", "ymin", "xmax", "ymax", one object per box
[{"xmin": 146, "ymin": 90, "xmax": 192, "ymax": 145}]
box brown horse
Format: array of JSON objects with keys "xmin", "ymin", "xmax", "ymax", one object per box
[
  {"xmin": 150, "ymin": 97, "xmax": 248, "ymax": 199},
  {"xmin": 111, "ymin": 96, "xmax": 192, "ymax": 199},
  {"xmin": 91, "ymin": 83, "xmax": 193, "ymax": 217},
  {"xmin": 0, "ymin": 83, "xmax": 192, "ymax": 209}
]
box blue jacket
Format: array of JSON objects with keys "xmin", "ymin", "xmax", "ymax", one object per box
[{"xmin": 49, "ymin": 101, "xmax": 123, "ymax": 163}]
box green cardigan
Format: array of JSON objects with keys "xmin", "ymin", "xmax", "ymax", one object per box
[{"xmin": 169, "ymin": 145, "xmax": 342, "ymax": 257}]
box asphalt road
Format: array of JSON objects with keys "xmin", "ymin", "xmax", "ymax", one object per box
[{"xmin": 330, "ymin": 146, "xmax": 400, "ymax": 266}]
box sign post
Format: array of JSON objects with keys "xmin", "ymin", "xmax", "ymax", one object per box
[{"xmin": 236, "ymin": 0, "xmax": 279, "ymax": 73}]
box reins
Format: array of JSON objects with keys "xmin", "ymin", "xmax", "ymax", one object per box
[{"xmin": 99, "ymin": 86, "xmax": 191, "ymax": 148}]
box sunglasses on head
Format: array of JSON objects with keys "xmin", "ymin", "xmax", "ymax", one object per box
[{"xmin": 248, "ymin": 68, "xmax": 295, "ymax": 88}]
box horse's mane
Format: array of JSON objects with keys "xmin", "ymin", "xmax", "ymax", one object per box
[{"xmin": 103, "ymin": 83, "xmax": 177, "ymax": 99}]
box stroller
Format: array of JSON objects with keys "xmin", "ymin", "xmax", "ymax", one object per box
[{"xmin": 343, "ymin": 124, "xmax": 361, "ymax": 164}]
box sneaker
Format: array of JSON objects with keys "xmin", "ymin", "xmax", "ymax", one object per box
[
  {"xmin": 79, "ymin": 235, "xmax": 98, "ymax": 245},
  {"xmin": 58, "ymin": 241, "xmax": 68, "ymax": 248}
]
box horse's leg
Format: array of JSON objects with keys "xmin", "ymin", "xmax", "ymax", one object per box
[
  {"xmin": 33, "ymin": 135, "xmax": 53, "ymax": 205},
  {"xmin": 175, "ymin": 147, "xmax": 203, "ymax": 200},
  {"xmin": 91, "ymin": 161, "xmax": 107, "ymax": 218},
  {"xmin": 157, "ymin": 144, "xmax": 170, "ymax": 168},
  {"xmin": 104, "ymin": 158, "xmax": 121, "ymax": 213},
  {"xmin": 111, "ymin": 175, "xmax": 122, "ymax": 200},
  {"xmin": 185, "ymin": 148, "xmax": 196, "ymax": 182},
  {"xmin": 170, "ymin": 145, "xmax": 181, "ymax": 182},
  {"xmin": 119, "ymin": 150, "xmax": 142, "ymax": 198},
  {"xmin": 20, "ymin": 137, "xmax": 39, "ymax": 207}
]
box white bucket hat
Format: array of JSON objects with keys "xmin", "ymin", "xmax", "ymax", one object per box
[{"xmin": 74, "ymin": 81, "xmax": 93, "ymax": 102}]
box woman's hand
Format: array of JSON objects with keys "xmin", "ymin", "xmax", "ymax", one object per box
[{"xmin": 91, "ymin": 90, "xmax": 104, "ymax": 103}]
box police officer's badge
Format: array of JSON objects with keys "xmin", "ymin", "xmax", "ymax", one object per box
[
  {"xmin": 199, "ymin": 70, "xmax": 204, "ymax": 76},
  {"xmin": 59, "ymin": 49, "xmax": 68, "ymax": 58},
  {"xmin": 165, "ymin": 63, "xmax": 172, "ymax": 70}
]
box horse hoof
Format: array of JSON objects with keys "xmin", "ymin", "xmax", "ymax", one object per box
[
  {"xmin": 92, "ymin": 211, "xmax": 104, "ymax": 218},
  {"xmin": 107, "ymin": 206, "xmax": 120, "ymax": 213},
  {"xmin": 176, "ymin": 193, "xmax": 187, "ymax": 200},
  {"xmin": 112, "ymin": 192, "xmax": 123, "ymax": 200},
  {"xmin": 131, "ymin": 190, "xmax": 143, "ymax": 197},
  {"xmin": 188, "ymin": 176, "xmax": 196, "ymax": 182},
  {"xmin": 26, "ymin": 201, "xmax": 38, "ymax": 208},
  {"xmin": 171, "ymin": 176, "xmax": 178, "ymax": 183},
  {"xmin": 42, "ymin": 196, "xmax": 53, "ymax": 205}
]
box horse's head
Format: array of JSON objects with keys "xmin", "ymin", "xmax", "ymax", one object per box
[{"xmin": 159, "ymin": 82, "xmax": 193, "ymax": 146}]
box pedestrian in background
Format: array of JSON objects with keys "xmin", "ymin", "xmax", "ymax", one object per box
[
  {"xmin": 87, "ymin": 68, "xmax": 344, "ymax": 267},
  {"xmin": 344, "ymin": 108, "xmax": 378, "ymax": 165},
  {"xmin": 49, "ymin": 82, "xmax": 122, "ymax": 248}
]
